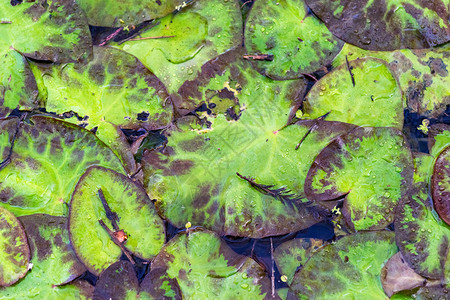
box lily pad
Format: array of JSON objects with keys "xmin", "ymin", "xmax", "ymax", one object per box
[
  {"xmin": 395, "ymin": 185, "xmax": 450, "ymax": 280},
  {"xmin": 244, "ymin": 0, "xmax": 343, "ymax": 80},
  {"xmin": 274, "ymin": 238, "xmax": 325, "ymax": 285},
  {"xmin": 77, "ymin": 0, "xmax": 185, "ymax": 26},
  {"xmin": 0, "ymin": 206, "xmax": 30, "ymax": 287},
  {"xmin": 142, "ymin": 84, "xmax": 355, "ymax": 237},
  {"xmin": 431, "ymin": 145, "xmax": 450, "ymax": 225},
  {"xmin": 174, "ymin": 47, "xmax": 306, "ymax": 115},
  {"xmin": 301, "ymin": 57, "xmax": 404, "ymax": 129},
  {"xmin": 37, "ymin": 46, "xmax": 173, "ymax": 173},
  {"xmin": 333, "ymin": 43, "xmax": 450, "ymax": 118},
  {"xmin": 0, "ymin": 116, "xmax": 125, "ymax": 216},
  {"xmin": 114, "ymin": 0, "xmax": 242, "ymax": 94},
  {"xmin": 69, "ymin": 166, "xmax": 165, "ymax": 275},
  {"xmin": 0, "ymin": 50, "xmax": 40, "ymax": 118},
  {"xmin": 304, "ymin": 0, "xmax": 450, "ymax": 50},
  {"xmin": 147, "ymin": 228, "xmax": 271, "ymax": 299},
  {"xmin": 290, "ymin": 231, "xmax": 397, "ymax": 299},
  {"xmin": 0, "ymin": 0, "xmax": 92, "ymax": 63},
  {"xmin": 0, "ymin": 214, "xmax": 92, "ymax": 299},
  {"xmin": 19, "ymin": 214, "xmax": 87, "ymax": 285},
  {"xmin": 305, "ymin": 126, "xmax": 414, "ymax": 231}
]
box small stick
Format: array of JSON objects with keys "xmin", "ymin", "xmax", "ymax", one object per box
[
  {"xmin": 98, "ymin": 27, "xmax": 123, "ymax": 46},
  {"xmin": 270, "ymin": 238, "xmax": 275, "ymax": 298},
  {"xmin": 127, "ymin": 35, "xmax": 175, "ymax": 41},
  {"xmin": 295, "ymin": 124, "xmax": 317, "ymax": 150},
  {"xmin": 295, "ymin": 111, "xmax": 330, "ymax": 150},
  {"xmin": 243, "ymin": 54, "xmax": 274, "ymax": 61},
  {"xmin": 241, "ymin": 0, "xmax": 252, "ymax": 8},
  {"xmin": 98, "ymin": 219, "xmax": 135, "ymax": 264},
  {"xmin": 97, "ymin": 189, "xmax": 119, "ymax": 231},
  {"xmin": 0, "ymin": 21, "xmax": 12, "ymax": 24},
  {"xmin": 345, "ymin": 55, "xmax": 355, "ymax": 87},
  {"xmin": 301, "ymin": 73, "xmax": 318, "ymax": 82}
]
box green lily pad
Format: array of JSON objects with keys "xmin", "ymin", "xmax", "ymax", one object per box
[
  {"xmin": 174, "ymin": 46, "xmax": 307, "ymax": 115},
  {"xmin": 142, "ymin": 85, "xmax": 355, "ymax": 237},
  {"xmin": 0, "ymin": 50, "xmax": 40, "ymax": 118},
  {"xmin": 304, "ymin": 0, "xmax": 450, "ymax": 50},
  {"xmin": 290, "ymin": 231, "xmax": 397, "ymax": 299},
  {"xmin": 69, "ymin": 166, "xmax": 165, "ymax": 275},
  {"xmin": 0, "ymin": 206, "xmax": 30, "ymax": 287},
  {"xmin": 147, "ymin": 228, "xmax": 271, "ymax": 299},
  {"xmin": 274, "ymin": 238, "xmax": 325, "ymax": 285},
  {"xmin": 77, "ymin": 0, "xmax": 185, "ymax": 26},
  {"xmin": 333, "ymin": 43, "xmax": 450, "ymax": 118},
  {"xmin": 114, "ymin": 0, "xmax": 242, "ymax": 94},
  {"xmin": 244, "ymin": 0, "xmax": 343, "ymax": 80},
  {"xmin": 432, "ymin": 145, "xmax": 450, "ymax": 226},
  {"xmin": 301, "ymin": 57, "xmax": 404, "ymax": 129},
  {"xmin": 429, "ymin": 124, "xmax": 450, "ymax": 157},
  {"xmin": 0, "ymin": 116, "xmax": 125, "ymax": 217},
  {"xmin": 305, "ymin": 126, "xmax": 414, "ymax": 231},
  {"xmin": 0, "ymin": 214, "xmax": 92, "ymax": 299},
  {"xmin": 19, "ymin": 214, "xmax": 87, "ymax": 285},
  {"xmin": 395, "ymin": 184, "xmax": 450, "ymax": 280},
  {"xmin": 0, "ymin": 0, "xmax": 92, "ymax": 63},
  {"xmin": 37, "ymin": 46, "xmax": 173, "ymax": 173}
]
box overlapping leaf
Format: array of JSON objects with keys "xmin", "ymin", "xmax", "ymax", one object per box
[
  {"xmin": 0, "ymin": 116, "xmax": 124, "ymax": 216},
  {"xmin": 0, "ymin": 0, "xmax": 92, "ymax": 63},
  {"xmin": 304, "ymin": 0, "xmax": 450, "ymax": 50},
  {"xmin": 432, "ymin": 145, "xmax": 450, "ymax": 225},
  {"xmin": 114, "ymin": 0, "xmax": 242, "ymax": 95},
  {"xmin": 274, "ymin": 238, "xmax": 325, "ymax": 285},
  {"xmin": 0, "ymin": 207, "xmax": 30, "ymax": 287},
  {"xmin": 0, "ymin": 50, "xmax": 40, "ymax": 118},
  {"xmin": 395, "ymin": 185, "xmax": 450, "ymax": 281},
  {"xmin": 69, "ymin": 166, "xmax": 165, "ymax": 275},
  {"xmin": 0, "ymin": 214, "xmax": 92, "ymax": 299},
  {"xmin": 35, "ymin": 46, "xmax": 173, "ymax": 173},
  {"xmin": 147, "ymin": 228, "xmax": 271, "ymax": 299},
  {"xmin": 244, "ymin": 0, "xmax": 343, "ymax": 79},
  {"xmin": 333, "ymin": 43, "xmax": 450, "ymax": 118},
  {"xmin": 290, "ymin": 231, "xmax": 397, "ymax": 298},
  {"xmin": 305, "ymin": 127, "xmax": 414, "ymax": 231},
  {"xmin": 301, "ymin": 57, "xmax": 404, "ymax": 129},
  {"xmin": 77, "ymin": 0, "xmax": 186, "ymax": 26}
]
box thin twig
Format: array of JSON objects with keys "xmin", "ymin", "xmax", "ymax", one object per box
[
  {"xmin": 127, "ymin": 35, "xmax": 175, "ymax": 41},
  {"xmin": 98, "ymin": 27, "xmax": 123, "ymax": 46},
  {"xmin": 270, "ymin": 238, "xmax": 275, "ymax": 298},
  {"xmin": 295, "ymin": 124, "xmax": 317, "ymax": 150},
  {"xmin": 97, "ymin": 189, "xmax": 119, "ymax": 231},
  {"xmin": 301, "ymin": 73, "xmax": 318, "ymax": 82},
  {"xmin": 0, "ymin": 21, "xmax": 12, "ymax": 24},
  {"xmin": 243, "ymin": 54, "xmax": 274, "ymax": 61},
  {"xmin": 98, "ymin": 219, "xmax": 135, "ymax": 264},
  {"xmin": 295, "ymin": 111, "xmax": 330, "ymax": 150},
  {"xmin": 241, "ymin": 0, "xmax": 252, "ymax": 8},
  {"xmin": 345, "ymin": 55, "xmax": 355, "ymax": 87}
]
